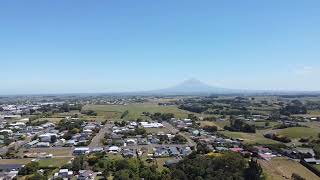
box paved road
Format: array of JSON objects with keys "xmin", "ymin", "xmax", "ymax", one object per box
[
  {"xmin": 162, "ymin": 122, "xmax": 179, "ymax": 134},
  {"xmin": 163, "ymin": 122, "xmax": 196, "ymax": 147},
  {"xmin": 89, "ymin": 123, "xmax": 113, "ymax": 147}
]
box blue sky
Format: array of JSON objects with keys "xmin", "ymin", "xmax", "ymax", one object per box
[{"xmin": 1, "ymin": 0, "xmax": 320, "ymax": 94}]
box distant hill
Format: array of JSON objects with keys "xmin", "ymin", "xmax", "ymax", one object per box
[{"xmin": 146, "ymin": 79, "xmax": 236, "ymax": 95}]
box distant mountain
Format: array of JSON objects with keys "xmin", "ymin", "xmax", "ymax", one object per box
[
  {"xmin": 147, "ymin": 79, "xmax": 235, "ymax": 95},
  {"xmin": 120, "ymin": 79, "xmax": 320, "ymax": 96}
]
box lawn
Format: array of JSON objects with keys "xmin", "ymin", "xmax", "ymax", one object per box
[
  {"xmin": 141, "ymin": 156, "xmax": 173, "ymax": 171},
  {"xmin": 259, "ymin": 157, "xmax": 319, "ymax": 180},
  {"xmin": 83, "ymin": 103, "xmax": 194, "ymax": 120},
  {"xmin": 38, "ymin": 157, "xmax": 72, "ymax": 168},
  {"xmin": 277, "ymin": 127, "xmax": 319, "ymax": 139}
]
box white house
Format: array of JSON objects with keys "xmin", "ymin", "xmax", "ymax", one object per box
[
  {"xmin": 125, "ymin": 139, "xmax": 137, "ymax": 146},
  {"xmin": 107, "ymin": 146, "xmax": 120, "ymax": 154},
  {"xmin": 140, "ymin": 122, "xmax": 164, "ymax": 128},
  {"xmin": 37, "ymin": 142, "xmax": 50, "ymax": 148},
  {"xmin": 73, "ymin": 147, "xmax": 90, "ymax": 155},
  {"xmin": 0, "ymin": 129, "xmax": 13, "ymax": 134},
  {"xmin": 39, "ymin": 133, "xmax": 57, "ymax": 142},
  {"xmin": 54, "ymin": 169, "xmax": 73, "ymax": 179}
]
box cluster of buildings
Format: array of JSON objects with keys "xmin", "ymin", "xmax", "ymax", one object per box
[
  {"xmin": 154, "ymin": 146, "xmax": 192, "ymax": 158},
  {"xmin": 169, "ymin": 118, "xmax": 194, "ymax": 129},
  {"xmin": 0, "ymin": 164, "xmax": 21, "ymax": 179},
  {"xmin": 282, "ymin": 147, "xmax": 320, "ymax": 164},
  {"xmin": 25, "ymin": 121, "xmax": 102, "ymax": 149},
  {"xmin": 0, "ymin": 119, "xmax": 55, "ymax": 150},
  {"xmin": 112, "ymin": 121, "xmax": 164, "ymax": 133},
  {"xmin": 0, "ymin": 104, "xmax": 40, "ymax": 116},
  {"xmin": 106, "ymin": 121, "xmax": 179, "ymax": 147},
  {"xmin": 54, "ymin": 169, "xmax": 95, "ymax": 180}
]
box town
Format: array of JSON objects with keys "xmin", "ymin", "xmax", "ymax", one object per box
[{"xmin": 1, "ymin": 95, "xmax": 320, "ymax": 180}]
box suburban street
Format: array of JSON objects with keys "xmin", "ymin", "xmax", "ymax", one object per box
[
  {"xmin": 89, "ymin": 123, "xmax": 113, "ymax": 147},
  {"xmin": 163, "ymin": 121, "xmax": 196, "ymax": 147}
]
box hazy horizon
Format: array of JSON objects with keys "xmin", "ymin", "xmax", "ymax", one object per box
[{"xmin": 1, "ymin": 1, "xmax": 320, "ymax": 94}]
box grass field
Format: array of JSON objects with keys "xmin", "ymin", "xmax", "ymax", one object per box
[
  {"xmin": 277, "ymin": 127, "xmax": 319, "ymax": 139},
  {"xmin": 35, "ymin": 117, "xmax": 63, "ymax": 123},
  {"xmin": 259, "ymin": 157, "xmax": 319, "ymax": 180},
  {"xmin": 221, "ymin": 130, "xmax": 278, "ymax": 145},
  {"xmin": 20, "ymin": 148, "xmax": 73, "ymax": 157},
  {"xmin": 308, "ymin": 110, "xmax": 320, "ymax": 116},
  {"xmin": 38, "ymin": 157, "xmax": 72, "ymax": 168},
  {"xmin": 199, "ymin": 120, "xmax": 229, "ymax": 130},
  {"xmin": 255, "ymin": 121, "xmax": 279, "ymax": 128},
  {"xmin": 83, "ymin": 103, "xmax": 194, "ymax": 120},
  {"xmin": 141, "ymin": 156, "xmax": 173, "ymax": 171},
  {"xmin": 314, "ymin": 164, "xmax": 320, "ymax": 171},
  {"xmin": 0, "ymin": 158, "xmax": 32, "ymax": 165},
  {"xmin": 146, "ymin": 127, "xmax": 172, "ymax": 134}
]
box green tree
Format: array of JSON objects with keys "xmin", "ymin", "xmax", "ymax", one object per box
[
  {"xmin": 18, "ymin": 162, "xmax": 40, "ymax": 176},
  {"xmin": 102, "ymin": 168, "xmax": 110, "ymax": 179},
  {"xmin": 114, "ymin": 169, "xmax": 139, "ymax": 180},
  {"xmin": 172, "ymin": 153, "xmax": 247, "ymax": 180},
  {"xmin": 291, "ymin": 173, "xmax": 306, "ymax": 180},
  {"xmin": 72, "ymin": 156, "xmax": 85, "ymax": 171},
  {"xmin": 172, "ymin": 134, "xmax": 187, "ymax": 144},
  {"xmin": 244, "ymin": 159, "xmax": 264, "ymax": 180},
  {"xmin": 25, "ymin": 173, "xmax": 47, "ymax": 180}
]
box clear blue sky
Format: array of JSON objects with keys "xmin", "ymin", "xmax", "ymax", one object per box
[{"xmin": 1, "ymin": 0, "xmax": 320, "ymax": 94}]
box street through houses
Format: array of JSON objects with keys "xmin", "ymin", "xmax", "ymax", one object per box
[
  {"xmin": 162, "ymin": 121, "xmax": 196, "ymax": 147},
  {"xmin": 88, "ymin": 123, "xmax": 113, "ymax": 147}
]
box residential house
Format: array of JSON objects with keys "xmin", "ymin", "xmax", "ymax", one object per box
[
  {"xmin": 37, "ymin": 142, "xmax": 50, "ymax": 148},
  {"xmin": 164, "ymin": 159, "xmax": 181, "ymax": 168},
  {"xmin": 0, "ymin": 171, "xmax": 18, "ymax": 180},
  {"xmin": 168, "ymin": 147, "xmax": 180, "ymax": 157},
  {"xmin": 107, "ymin": 146, "xmax": 120, "ymax": 154},
  {"xmin": 154, "ymin": 147, "xmax": 169, "ymax": 157},
  {"xmin": 122, "ymin": 149, "xmax": 135, "ymax": 158},
  {"xmin": 54, "ymin": 169, "xmax": 73, "ymax": 180},
  {"xmin": 25, "ymin": 140, "xmax": 39, "ymax": 149},
  {"xmin": 180, "ymin": 147, "xmax": 192, "ymax": 157},
  {"xmin": 125, "ymin": 139, "xmax": 137, "ymax": 146},
  {"xmin": 295, "ymin": 148, "xmax": 315, "ymax": 158},
  {"xmin": 78, "ymin": 170, "xmax": 94, "ymax": 180},
  {"xmin": 0, "ymin": 164, "xmax": 23, "ymax": 172},
  {"xmin": 39, "ymin": 133, "xmax": 57, "ymax": 143},
  {"xmin": 73, "ymin": 147, "xmax": 90, "ymax": 155}
]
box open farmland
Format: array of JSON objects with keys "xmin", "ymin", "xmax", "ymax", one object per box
[
  {"xmin": 277, "ymin": 127, "xmax": 320, "ymax": 139},
  {"xmin": 83, "ymin": 103, "xmax": 194, "ymax": 120},
  {"xmin": 199, "ymin": 120, "xmax": 229, "ymax": 130},
  {"xmin": 259, "ymin": 157, "xmax": 319, "ymax": 180},
  {"xmin": 221, "ymin": 130, "xmax": 278, "ymax": 145}
]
